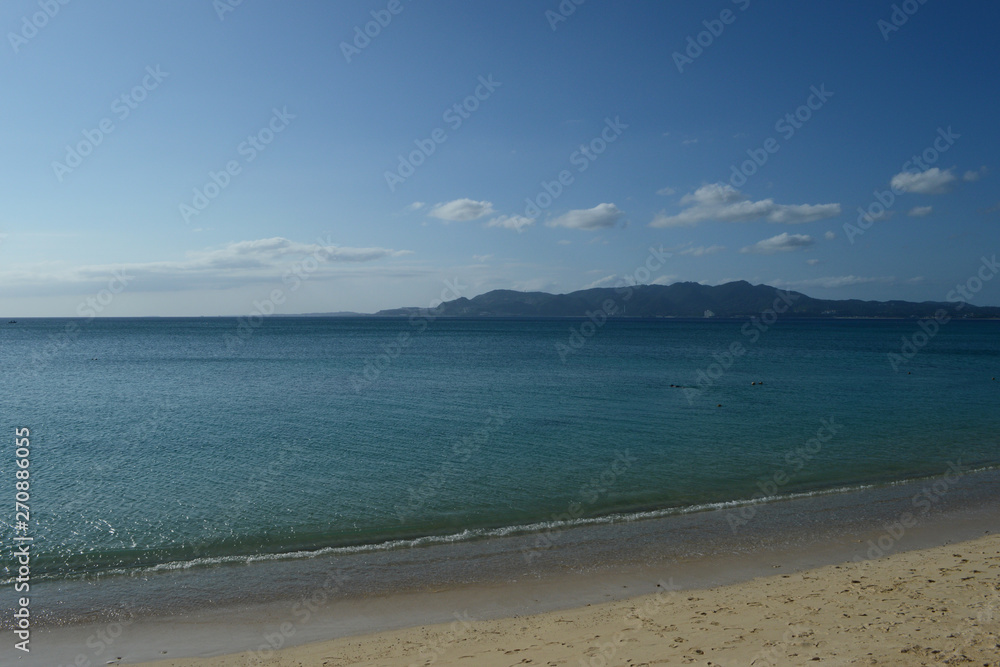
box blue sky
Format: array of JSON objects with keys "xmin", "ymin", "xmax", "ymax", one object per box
[{"xmin": 2, "ymin": 0, "xmax": 998, "ymax": 315}]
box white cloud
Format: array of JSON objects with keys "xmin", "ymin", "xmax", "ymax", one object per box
[
  {"xmin": 584, "ymin": 274, "xmax": 618, "ymax": 289},
  {"xmin": 472, "ymin": 254, "xmax": 492, "ymax": 263},
  {"xmin": 908, "ymin": 206, "xmax": 933, "ymax": 217},
  {"xmin": 513, "ymin": 278, "xmax": 557, "ymax": 292},
  {"xmin": 907, "ymin": 276, "xmax": 924, "ymax": 283},
  {"xmin": 656, "ymin": 186, "xmax": 676, "ymax": 196},
  {"xmin": 0, "ymin": 238, "xmax": 412, "ymax": 290},
  {"xmin": 650, "ymin": 274, "xmax": 678, "ymax": 286},
  {"xmin": 780, "ymin": 275, "xmax": 895, "ymax": 289},
  {"xmin": 824, "ymin": 231, "xmax": 835, "ymax": 240},
  {"xmin": 485, "ymin": 215, "xmax": 534, "ymax": 232},
  {"xmin": 806, "ymin": 259, "xmax": 821, "ymax": 265},
  {"xmin": 740, "ymin": 233, "xmax": 814, "ymax": 255},
  {"xmin": 964, "ymin": 166, "xmax": 987, "ymax": 181},
  {"xmin": 547, "ymin": 203, "xmax": 624, "ymax": 230},
  {"xmin": 557, "ymin": 239, "xmax": 572, "ymax": 245},
  {"xmin": 681, "ymin": 138, "xmax": 699, "ymax": 145},
  {"xmin": 428, "ymin": 198, "xmax": 496, "ymax": 222},
  {"xmin": 405, "ymin": 201, "xmax": 426, "ymax": 212},
  {"xmin": 649, "ymin": 184, "xmax": 840, "ymax": 228},
  {"xmin": 890, "ymin": 168, "xmax": 956, "ymax": 194},
  {"xmin": 679, "ymin": 245, "xmax": 725, "ymax": 257}
]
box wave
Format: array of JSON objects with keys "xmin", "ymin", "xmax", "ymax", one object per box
[{"xmin": 7, "ymin": 463, "xmax": 995, "ymax": 586}]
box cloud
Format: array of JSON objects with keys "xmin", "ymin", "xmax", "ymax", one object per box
[
  {"xmin": 656, "ymin": 186, "xmax": 676, "ymax": 196},
  {"xmin": 890, "ymin": 168, "xmax": 956, "ymax": 194},
  {"xmin": 405, "ymin": 201, "xmax": 426, "ymax": 212},
  {"xmin": 547, "ymin": 203, "xmax": 624, "ymax": 230},
  {"xmin": 806, "ymin": 259, "xmax": 821, "ymax": 265},
  {"xmin": 824, "ymin": 231, "xmax": 835, "ymax": 240},
  {"xmin": 472, "ymin": 254, "xmax": 492, "ymax": 263},
  {"xmin": 485, "ymin": 215, "xmax": 534, "ymax": 232},
  {"xmin": 428, "ymin": 198, "xmax": 496, "ymax": 222},
  {"xmin": 780, "ymin": 275, "xmax": 895, "ymax": 289},
  {"xmin": 584, "ymin": 274, "xmax": 618, "ymax": 289},
  {"xmin": 679, "ymin": 245, "xmax": 725, "ymax": 257},
  {"xmin": 0, "ymin": 238, "xmax": 412, "ymax": 290},
  {"xmin": 557, "ymin": 239, "xmax": 572, "ymax": 245},
  {"xmin": 907, "ymin": 276, "xmax": 924, "ymax": 284},
  {"xmin": 907, "ymin": 206, "xmax": 933, "ymax": 217},
  {"xmin": 649, "ymin": 184, "xmax": 841, "ymax": 228},
  {"xmin": 513, "ymin": 278, "xmax": 558, "ymax": 292},
  {"xmin": 964, "ymin": 166, "xmax": 987, "ymax": 181},
  {"xmin": 740, "ymin": 233, "xmax": 814, "ymax": 255},
  {"xmin": 681, "ymin": 138, "xmax": 698, "ymax": 145},
  {"xmin": 650, "ymin": 274, "xmax": 678, "ymax": 286}
]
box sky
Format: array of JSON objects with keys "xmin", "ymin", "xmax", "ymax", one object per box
[{"xmin": 2, "ymin": 0, "xmax": 999, "ymax": 316}]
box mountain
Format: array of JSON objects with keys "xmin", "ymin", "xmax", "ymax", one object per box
[{"xmin": 372, "ymin": 281, "xmax": 1000, "ymax": 319}]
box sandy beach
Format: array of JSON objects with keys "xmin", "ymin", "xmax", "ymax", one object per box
[{"xmin": 127, "ymin": 532, "xmax": 999, "ymax": 667}]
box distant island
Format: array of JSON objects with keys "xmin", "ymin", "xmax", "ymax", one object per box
[{"xmin": 303, "ymin": 281, "xmax": 1000, "ymax": 320}]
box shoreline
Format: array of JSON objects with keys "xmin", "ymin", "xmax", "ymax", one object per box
[
  {"xmin": 11, "ymin": 468, "xmax": 1000, "ymax": 665},
  {"xmin": 131, "ymin": 531, "xmax": 1000, "ymax": 667}
]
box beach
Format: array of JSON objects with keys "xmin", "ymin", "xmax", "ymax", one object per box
[{"xmin": 125, "ymin": 532, "xmax": 1000, "ymax": 666}]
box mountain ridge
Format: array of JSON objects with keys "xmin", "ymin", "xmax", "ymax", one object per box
[{"xmin": 364, "ymin": 281, "xmax": 1000, "ymax": 319}]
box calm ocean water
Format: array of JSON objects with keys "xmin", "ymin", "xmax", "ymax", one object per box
[{"xmin": 1, "ymin": 316, "xmax": 999, "ymax": 586}]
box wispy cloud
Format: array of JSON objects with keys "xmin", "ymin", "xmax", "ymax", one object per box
[
  {"xmin": 779, "ymin": 275, "xmax": 895, "ymax": 289},
  {"xmin": 583, "ymin": 274, "xmax": 618, "ymax": 289},
  {"xmin": 485, "ymin": 215, "xmax": 534, "ymax": 232},
  {"xmin": 547, "ymin": 203, "xmax": 624, "ymax": 230},
  {"xmin": 656, "ymin": 186, "xmax": 676, "ymax": 196},
  {"xmin": 679, "ymin": 245, "xmax": 725, "ymax": 257},
  {"xmin": 650, "ymin": 184, "xmax": 840, "ymax": 228},
  {"xmin": 908, "ymin": 205, "xmax": 933, "ymax": 217},
  {"xmin": 964, "ymin": 166, "xmax": 987, "ymax": 182},
  {"xmin": 890, "ymin": 168, "xmax": 956, "ymax": 194},
  {"xmin": 0, "ymin": 238, "xmax": 411, "ymax": 290},
  {"xmin": 739, "ymin": 233, "xmax": 814, "ymax": 254},
  {"xmin": 428, "ymin": 198, "xmax": 496, "ymax": 222}
]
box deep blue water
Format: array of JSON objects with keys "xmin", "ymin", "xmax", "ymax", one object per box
[{"xmin": 1, "ymin": 316, "xmax": 998, "ymax": 583}]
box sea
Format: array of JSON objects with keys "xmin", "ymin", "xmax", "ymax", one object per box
[{"xmin": 1, "ymin": 315, "xmax": 999, "ymax": 630}]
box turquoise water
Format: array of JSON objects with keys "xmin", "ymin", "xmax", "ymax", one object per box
[{"xmin": 1, "ymin": 316, "xmax": 998, "ymax": 583}]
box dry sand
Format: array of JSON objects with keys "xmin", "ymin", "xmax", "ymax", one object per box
[{"xmin": 136, "ymin": 533, "xmax": 1000, "ymax": 667}]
